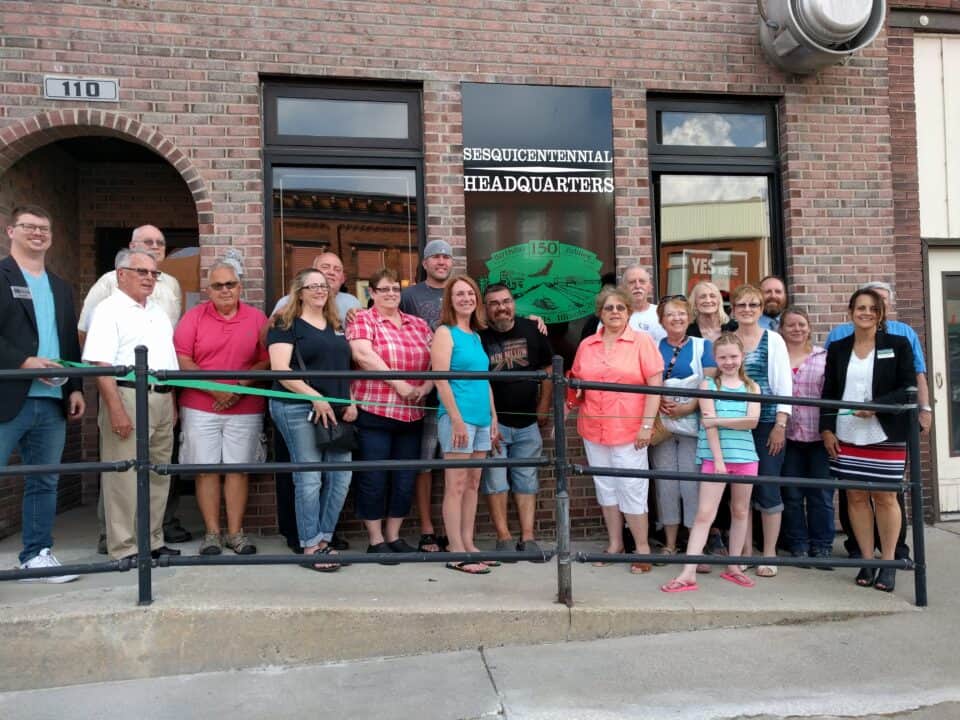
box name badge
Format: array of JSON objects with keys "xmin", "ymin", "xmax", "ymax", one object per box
[
  {"xmin": 877, "ymin": 348, "xmax": 895, "ymax": 360},
  {"xmin": 10, "ymin": 286, "xmax": 31, "ymax": 300}
]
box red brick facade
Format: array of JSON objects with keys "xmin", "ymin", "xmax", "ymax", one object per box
[{"xmin": 0, "ymin": 1, "xmax": 954, "ymax": 538}]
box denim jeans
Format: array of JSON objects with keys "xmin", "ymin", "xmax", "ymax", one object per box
[
  {"xmin": 751, "ymin": 422, "xmax": 785, "ymax": 513},
  {"xmin": 354, "ymin": 410, "xmax": 422, "ymax": 520},
  {"xmin": 481, "ymin": 422, "xmax": 543, "ymax": 495},
  {"xmin": 269, "ymin": 399, "xmax": 351, "ymax": 547},
  {"xmin": 781, "ymin": 439, "xmax": 835, "ymax": 553},
  {"xmin": 0, "ymin": 398, "xmax": 67, "ymax": 563}
]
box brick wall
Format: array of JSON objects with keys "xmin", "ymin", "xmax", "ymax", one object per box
[{"xmin": 0, "ymin": 0, "xmax": 951, "ymax": 537}]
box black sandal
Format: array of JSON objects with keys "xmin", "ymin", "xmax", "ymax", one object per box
[
  {"xmin": 418, "ymin": 534, "xmax": 442, "ymax": 553},
  {"xmin": 874, "ymin": 567, "xmax": 896, "ymax": 593},
  {"xmin": 855, "ymin": 567, "xmax": 876, "ymax": 587},
  {"xmin": 301, "ymin": 546, "xmax": 341, "ymax": 573}
]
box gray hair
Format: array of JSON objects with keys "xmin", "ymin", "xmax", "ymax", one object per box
[
  {"xmin": 114, "ymin": 249, "xmax": 155, "ymax": 269},
  {"xmin": 861, "ymin": 280, "xmax": 894, "ymax": 306},
  {"xmin": 208, "ymin": 259, "xmax": 240, "ymax": 279},
  {"xmin": 131, "ymin": 225, "xmax": 164, "ymax": 245},
  {"xmin": 621, "ymin": 264, "xmax": 652, "ymax": 283}
]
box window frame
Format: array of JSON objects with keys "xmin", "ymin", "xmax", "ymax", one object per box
[
  {"xmin": 264, "ymin": 82, "xmax": 422, "ymax": 150},
  {"xmin": 262, "ymin": 81, "xmax": 425, "ymax": 305},
  {"xmin": 647, "ymin": 96, "xmax": 785, "ymax": 296}
]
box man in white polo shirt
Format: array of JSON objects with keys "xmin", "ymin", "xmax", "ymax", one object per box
[
  {"xmin": 83, "ymin": 249, "xmax": 182, "ymax": 560},
  {"xmin": 618, "ymin": 264, "xmax": 666, "ymax": 342}
]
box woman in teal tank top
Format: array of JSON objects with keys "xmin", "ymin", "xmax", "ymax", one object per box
[{"xmin": 432, "ymin": 275, "xmax": 497, "ymax": 575}]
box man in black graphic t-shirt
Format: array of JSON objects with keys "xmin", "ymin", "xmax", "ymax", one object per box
[{"xmin": 480, "ymin": 284, "xmax": 553, "ymax": 556}]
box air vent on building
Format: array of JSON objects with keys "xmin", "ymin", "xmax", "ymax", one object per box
[{"xmin": 758, "ymin": 0, "xmax": 886, "ymax": 75}]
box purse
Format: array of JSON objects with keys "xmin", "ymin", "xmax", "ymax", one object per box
[{"xmin": 294, "ymin": 345, "xmax": 358, "ymax": 453}]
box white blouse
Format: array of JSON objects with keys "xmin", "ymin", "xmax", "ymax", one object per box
[{"xmin": 836, "ymin": 351, "xmax": 887, "ymax": 446}]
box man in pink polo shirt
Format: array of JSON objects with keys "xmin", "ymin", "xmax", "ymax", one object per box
[{"xmin": 174, "ymin": 260, "xmax": 270, "ymax": 555}]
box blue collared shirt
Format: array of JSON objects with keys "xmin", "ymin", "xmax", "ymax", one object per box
[{"xmin": 823, "ymin": 320, "xmax": 926, "ymax": 374}]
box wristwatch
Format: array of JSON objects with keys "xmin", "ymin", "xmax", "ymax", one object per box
[
  {"xmin": 775, "ymin": 421, "xmax": 787, "ymax": 428},
  {"xmin": 642, "ymin": 423, "xmax": 653, "ymax": 430},
  {"xmin": 920, "ymin": 405, "xmax": 932, "ymax": 413}
]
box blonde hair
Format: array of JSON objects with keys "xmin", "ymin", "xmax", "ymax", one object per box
[
  {"xmin": 656, "ymin": 296, "xmax": 691, "ymax": 324},
  {"xmin": 273, "ymin": 268, "xmax": 341, "ymax": 332},
  {"xmin": 730, "ymin": 283, "xmax": 763, "ymax": 307},
  {"xmin": 690, "ymin": 280, "xmax": 730, "ymax": 325},
  {"xmin": 712, "ymin": 332, "xmax": 759, "ymax": 393}
]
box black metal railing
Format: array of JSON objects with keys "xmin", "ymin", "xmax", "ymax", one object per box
[{"xmin": 0, "ymin": 349, "xmax": 927, "ymax": 609}]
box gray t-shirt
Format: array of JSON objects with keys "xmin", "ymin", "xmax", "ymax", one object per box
[{"xmin": 400, "ymin": 282, "xmax": 443, "ymax": 329}]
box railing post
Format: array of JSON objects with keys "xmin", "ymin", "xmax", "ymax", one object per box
[
  {"xmin": 552, "ymin": 355, "xmax": 573, "ymax": 607},
  {"xmin": 906, "ymin": 388, "xmax": 928, "ymax": 607},
  {"xmin": 134, "ymin": 346, "xmax": 153, "ymax": 606}
]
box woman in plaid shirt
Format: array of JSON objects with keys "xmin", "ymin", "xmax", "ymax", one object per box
[
  {"xmin": 348, "ymin": 269, "xmax": 434, "ymax": 559},
  {"xmin": 780, "ymin": 308, "xmax": 834, "ymax": 566}
]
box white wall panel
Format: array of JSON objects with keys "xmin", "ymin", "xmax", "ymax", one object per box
[{"xmin": 915, "ymin": 36, "xmax": 949, "ymax": 237}]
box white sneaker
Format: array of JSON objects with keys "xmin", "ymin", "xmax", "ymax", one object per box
[{"xmin": 17, "ymin": 548, "xmax": 79, "ymax": 583}]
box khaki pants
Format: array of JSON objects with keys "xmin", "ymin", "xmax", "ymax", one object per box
[{"xmin": 99, "ymin": 387, "xmax": 174, "ymax": 559}]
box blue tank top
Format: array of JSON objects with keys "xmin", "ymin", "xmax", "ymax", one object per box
[
  {"xmin": 696, "ymin": 381, "xmax": 760, "ymax": 464},
  {"xmin": 744, "ymin": 331, "xmax": 775, "ymax": 423},
  {"xmin": 438, "ymin": 325, "xmax": 492, "ymax": 426}
]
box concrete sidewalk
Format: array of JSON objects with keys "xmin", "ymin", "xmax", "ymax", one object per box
[
  {"xmin": 0, "ymin": 506, "xmax": 930, "ymax": 694},
  {"xmin": 1, "ymin": 523, "xmax": 956, "ymax": 719}
]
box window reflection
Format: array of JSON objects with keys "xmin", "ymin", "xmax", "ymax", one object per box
[
  {"xmin": 277, "ymin": 98, "xmax": 408, "ymax": 139},
  {"xmin": 271, "ymin": 167, "xmax": 418, "ymax": 304},
  {"xmin": 945, "ymin": 274, "xmax": 960, "ymax": 454},
  {"xmin": 661, "ymin": 112, "xmax": 766, "ymax": 148},
  {"xmin": 658, "ymin": 174, "xmax": 771, "ymax": 297}
]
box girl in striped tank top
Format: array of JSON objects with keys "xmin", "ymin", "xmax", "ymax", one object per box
[{"xmin": 662, "ymin": 333, "xmax": 760, "ymax": 593}]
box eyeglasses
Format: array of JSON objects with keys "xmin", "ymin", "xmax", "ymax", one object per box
[
  {"xmin": 486, "ymin": 298, "xmax": 514, "ymax": 307},
  {"xmin": 14, "ymin": 223, "xmax": 51, "ymax": 235},
  {"xmin": 373, "ymin": 285, "xmax": 402, "ymax": 294},
  {"xmin": 734, "ymin": 301, "xmax": 762, "ymax": 310},
  {"xmin": 120, "ymin": 266, "xmax": 161, "ymax": 279},
  {"xmin": 137, "ymin": 238, "xmax": 166, "ymax": 247},
  {"xmin": 660, "ymin": 294, "xmax": 687, "ymax": 303},
  {"xmin": 602, "ymin": 303, "xmax": 628, "ymax": 312},
  {"xmin": 209, "ymin": 281, "xmax": 239, "ymax": 291},
  {"xmin": 301, "ymin": 283, "xmax": 329, "ymax": 293}
]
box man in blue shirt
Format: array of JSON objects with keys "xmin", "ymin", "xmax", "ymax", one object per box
[
  {"xmin": 0, "ymin": 205, "xmax": 85, "ymax": 582},
  {"xmin": 824, "ymin": 280, "xmax": 930, "ymax": 561},
  {"xmin": 759, "ymin": 275, "xmax": 788, "ymax": 332}
]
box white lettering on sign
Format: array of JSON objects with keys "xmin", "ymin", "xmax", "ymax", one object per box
[
  {"xmin": 43, "ymin": 76, "xmax": 119, "ymax": 102},
  {"xmin": 689, "ymin": 256, "xmax": 740, "ymax": 277}
]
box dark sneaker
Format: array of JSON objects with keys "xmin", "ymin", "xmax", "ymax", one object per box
[
  {"xmin": 810, "ymin": 547, "xmax": 835, "ymax": 571},
  {"xmin": 163, "ymin": 521, "xmax": 192, "ymax": 544},
  {"xmin": 387, "ymin": 538, "xmax": 417, "ymax": 553},
  {"xmin": 517, "ymin": 540, "xmax": 545, "ymax": 563},
  {"xmin": 368, "ymin": 542, "xmax": 400, "ymax": 565}
]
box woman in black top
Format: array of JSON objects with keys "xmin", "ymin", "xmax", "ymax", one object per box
[
  {"xmin": 820, "ymin": 288, "xmax": 915, "ymax": 592},
  {"xmin": 268, "ymin": 268, "xmax": 356, "ymax": 572}
]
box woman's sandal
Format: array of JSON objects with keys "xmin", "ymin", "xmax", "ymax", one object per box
[
  {"xmin": 874, "ymin": 567, "xmax": 896, "ymax": 593},
  {"xmin": 446, "ymin": 561, "xmax": 490, "ymax": 575},
  {"xmin": 720, "ymin": 570, "xmax": 755, "ymax": 588},
  {"xmin": 654, "ymin": 547, "xmax": 676, "ymax": 567},
  {"xmin": 661, "ymin": 578, "xmax": 698, "ymax": 593},
  {"xmin": 301, "ymin": 546, "xmax": 341, "ymax": 573},
  {"xmin": 593, "ymin": 549, "xmax": 622, "ymax": 567},
  {"xmin": 630, "ymin": 562, "xmax": 653, "ymax": 574},
  {"xmin": 756, "ymin": 565, "xmax": 778, "ymax": 578},
  {"xmin": 855, "ymin": 567, "xmax": 877, "ymax": 587},
  {"xmin": 418, "ymin": 534, "xmax": 443, "ymax": 553}
]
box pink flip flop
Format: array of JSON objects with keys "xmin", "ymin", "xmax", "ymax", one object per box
[
  {"xmin": 660, "ymin": 579, "xmax": 698, "ymax": 593},
  {"xmin": 720, "ymin": 570, "xmax": 755, "ymax": 588}
]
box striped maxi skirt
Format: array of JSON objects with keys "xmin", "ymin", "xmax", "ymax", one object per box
[{"xmin": 830, "ymin": 441, "xmax": 907, "ymax": 485}]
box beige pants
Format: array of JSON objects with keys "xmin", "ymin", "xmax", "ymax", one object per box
[{"xmin": 99, "ymin": 387, "xmax": 174, "ymax": 559}]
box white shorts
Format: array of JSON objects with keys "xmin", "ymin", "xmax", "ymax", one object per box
[
  {"xmin": 179, "ymin": 407, "xmax": 263, "ymax": 465},
  {"xmin": 583, "ymin": 438, "xmax": 649, "ymax": 515}
]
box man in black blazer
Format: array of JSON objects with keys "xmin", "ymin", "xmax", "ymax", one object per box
[{"xmin": 0, "ymin": 205, "xmax": 85, "ymax": 582}]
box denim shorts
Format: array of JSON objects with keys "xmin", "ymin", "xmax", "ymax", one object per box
[
  {"xmin": 437, "ymin": 414, "xmax": 492, "ymax": 454},
  {"xmin": 420, "ymin": 408, "xmax": 440, "ymax": 460},
  {"xmin": 481, "ymin": 422, "xmax": 542, "ymax": 495}
]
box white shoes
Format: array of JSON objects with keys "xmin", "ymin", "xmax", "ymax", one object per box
[{"xmin": 17, "ymin": 548, "xmax": 79, "ymax": 583}]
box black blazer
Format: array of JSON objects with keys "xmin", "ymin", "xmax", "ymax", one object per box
[
  {"xmin": 0, "ymin": 255, "xmax": 83, "ymax": 422},
  {"xmin": 819, "ymin": 330, "xmax": 915, "ymax": 443}
]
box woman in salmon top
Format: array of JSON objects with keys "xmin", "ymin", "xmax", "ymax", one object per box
[{"xmin": 567, "ymin": 286, "xmax": 664, "ymax": 573}]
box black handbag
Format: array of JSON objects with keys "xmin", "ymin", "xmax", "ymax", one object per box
[{"xmin": 294, "ymin": 345, "xmax": 359, "ymax": 452}]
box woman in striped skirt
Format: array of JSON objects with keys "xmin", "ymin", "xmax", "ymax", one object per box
[{"xmin": 820, "ymin": 288, "xmax": 916, "ymax": 592}]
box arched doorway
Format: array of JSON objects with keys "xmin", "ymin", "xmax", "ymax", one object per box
[{"xmin": 0, "ymin": 114, "xmax": 205, "ymax": 532}]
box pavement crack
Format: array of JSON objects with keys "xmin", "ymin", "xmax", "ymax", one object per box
[{"xmin": 478, "ymin": 645, "xmax": 507, "ymax": 718}]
